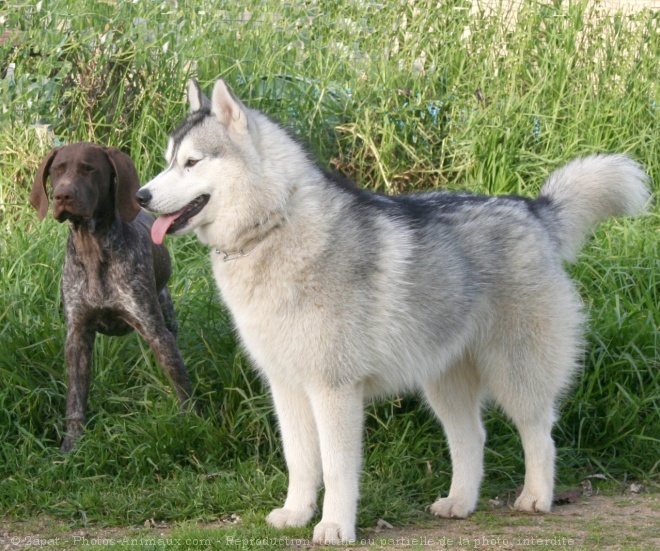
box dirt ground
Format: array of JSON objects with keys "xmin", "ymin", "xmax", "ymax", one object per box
[
  {"xmin": 1, "ymin": 492, "xmax": 658, "ymax": 550},
  {"xmin": 355, "ymin": 492, "xmax": 660, "ymax": 550}
]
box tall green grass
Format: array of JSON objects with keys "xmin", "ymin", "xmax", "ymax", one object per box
[{"xmin": 0, "ymin": 0, "xmax": 658, "ymax": 533}]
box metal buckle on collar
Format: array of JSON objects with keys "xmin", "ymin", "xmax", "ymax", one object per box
[
  {"xmin": 214, "ymin": 248, "xmax": 254, "ymax": 262},
  {"xmin": 213, "ymin": 218, "xmax": 282, "ymax": 262}
]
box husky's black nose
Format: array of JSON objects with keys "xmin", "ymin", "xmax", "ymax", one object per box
[{"xmin": 136, "ymin": 188, "xmax": 152, "ymax": 207}]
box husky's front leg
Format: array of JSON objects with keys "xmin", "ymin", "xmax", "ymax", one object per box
[
  {"xmin": 266, "ymin": 380, "xmax": 321, "ymax": 528},
  {"xmin": 309, "ymin": 384, "xmax": 364, "ymax": 544}
]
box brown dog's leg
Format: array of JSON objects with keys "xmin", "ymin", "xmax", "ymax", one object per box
[
  {"xmin": 158, "ymin": 288, "xmax": 179, "ymax": 340},
  {"xmin": 128, "ymin": 302, "xmax": 196, "ymax": 413},
  {"xmin": 62, "ymin": 327, "xmax": 95, "ymax": 452},
  {"xmin": 148, "ymin": 329, "xmax": 197, "ymax": 413}
]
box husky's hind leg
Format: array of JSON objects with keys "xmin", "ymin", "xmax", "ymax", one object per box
[
  {"xmin": 484, "ymin": 276, "xmax": 581, "ymax": 513},
  {"xmin": 266, "ymin": 379, "xmax": 321, "ymax": 529},
  {"xmin": 483, "ymin": 345, "xmax": 567, "ymax": 513},
  {"xmin": 490, "ymin": 372, "xmax": 556, "ymax": 512},
  {"xmin": 424, "ymin": 358, "xmax": 485, "ymax": 519},
  {"xmin": 511, "ymin": 411, "xmax": 556, "ymax": 513}
]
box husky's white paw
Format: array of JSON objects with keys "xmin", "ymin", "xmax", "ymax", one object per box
[
  {"xmin": 514, "ymin": 488, "xmax": 552, "ymax": 513},
  {"xmin": 312, "ymin": 521, "xmax": 356, "ymax": 545},
  {"xmin": 430, "ymin": 497, "xmax": 473, "ymax": 519},
  {"xmin": 266, "ymin": 506, "xmax": 314, "ymax": 528}
]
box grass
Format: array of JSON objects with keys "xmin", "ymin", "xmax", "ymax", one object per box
[{"xmin": 0, "ymin": 0, "xmax": 659, "ymax": 547}]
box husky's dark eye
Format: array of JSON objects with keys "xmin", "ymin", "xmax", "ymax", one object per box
[{"xmin": 184, "ymin": 159, "xmax": 199, "ymax": 168}]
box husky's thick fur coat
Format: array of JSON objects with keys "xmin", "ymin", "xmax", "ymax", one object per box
[{"xmin": 136, "ymin": 78, "xmax": 651, "ymax": 544}]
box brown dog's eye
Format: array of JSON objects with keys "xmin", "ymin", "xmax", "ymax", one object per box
[
  {"xmin": 51, "ymin": 164, "xmax": 65, "ymax": 175},
  {"xmin": 184, "ymin": 159, "xmax": 199, "ymax": 168},
  {"xmin": 79, "ymin": 164, "xmax": 95, "ymax": 173}
]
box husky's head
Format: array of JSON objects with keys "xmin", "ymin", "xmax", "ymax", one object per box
[{"xmin": 137, "ymin": 79, "xmax": 286, "ymax": 247}]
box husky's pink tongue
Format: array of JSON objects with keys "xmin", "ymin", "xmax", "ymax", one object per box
[{"xmin": 151, "ymin": 212, "xmax": 181, "ymax": 245}]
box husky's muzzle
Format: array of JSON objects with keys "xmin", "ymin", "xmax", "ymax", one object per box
[{"xmin": 136, "ymin": 188, "xmax": 210, "ymax": 245}]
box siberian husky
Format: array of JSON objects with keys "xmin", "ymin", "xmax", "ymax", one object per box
[{"xmin": 136, "ymin": 78, "xmax": 650, "ymax": 544}]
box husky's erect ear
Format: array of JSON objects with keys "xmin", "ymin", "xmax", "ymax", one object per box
[
  {"xmin": 187, "ymin": 79, "xmax": 210, "ymax": 113},
  {"xmin": 211, "ymin": 78, "xmax": 248, "ymax": 134}
]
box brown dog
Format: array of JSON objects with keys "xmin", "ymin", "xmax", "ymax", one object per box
[{"xmin": 30, "ymin": 142, "xmax": 195, "ymax": 451}]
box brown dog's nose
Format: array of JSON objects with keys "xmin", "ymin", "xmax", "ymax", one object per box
[{"xmin": 54, "ymin": 186, "xmax": 73, "ymax": 204}]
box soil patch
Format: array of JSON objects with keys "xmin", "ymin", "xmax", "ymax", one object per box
[{"xmin": 1, "ymin": 493, "xmax": 658, "ymax": 550}]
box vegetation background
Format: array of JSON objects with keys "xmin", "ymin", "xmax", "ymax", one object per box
[{"xmin": 0, "ymin": 0, "xmax": 658, "ymax": 548}]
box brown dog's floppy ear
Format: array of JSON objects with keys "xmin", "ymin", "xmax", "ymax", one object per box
[
  {"xmin": 30, "ymin": 147, "xmax": 60, "ymax": 220},
  {"xmin": 104, "ymin": 147, "xmax": 141, "ymax": 222}
]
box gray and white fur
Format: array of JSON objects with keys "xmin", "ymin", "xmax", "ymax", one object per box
[{"xmin": 136, "ymin": 78, "xmax": 651, "ymax": 544}]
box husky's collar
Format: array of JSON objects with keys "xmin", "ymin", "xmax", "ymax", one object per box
[{"xmin": 214, "ymin": 215, "xmax": 285, "ymax": 262}]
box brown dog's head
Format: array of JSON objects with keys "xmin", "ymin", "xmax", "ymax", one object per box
[{"xmin": 30, "ymin": 143, "xmax": 142, "ymax": 223}]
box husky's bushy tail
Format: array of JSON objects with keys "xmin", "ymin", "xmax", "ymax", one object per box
[{"xmin": 539, "ymin": 154, "xmax": 651, "ymax": 262}]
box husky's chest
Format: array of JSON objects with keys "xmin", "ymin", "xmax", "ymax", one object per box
[{"xmin": 210, "ymin": 252, "xmax": 336, "ymax": 383}]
